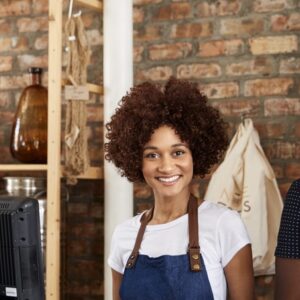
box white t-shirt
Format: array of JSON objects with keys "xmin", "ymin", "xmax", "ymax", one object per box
[{"xmin": 108, "ymin": 201, "xmax": 250, "ymax": 300}]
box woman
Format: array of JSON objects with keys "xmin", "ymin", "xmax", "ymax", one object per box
[
  {"xmin": 105, "ymin": 77, "xmax": 254, "ymax": 300},
  {"xmin": 275, "ymin": 179, "xmax": 300, "ymax": 299}
]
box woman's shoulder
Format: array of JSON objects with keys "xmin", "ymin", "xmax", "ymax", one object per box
[{"xmin": 113, "ymin": 212, "xmax": 144, "ymax": 235}]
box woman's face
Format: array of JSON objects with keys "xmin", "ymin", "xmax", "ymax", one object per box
[{"xmin": 142, "ymin": 125, "xmax": 193, "ymax": 200}]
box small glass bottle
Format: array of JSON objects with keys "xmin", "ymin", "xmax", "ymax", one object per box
[{"xmin": 10, "ymin": 67, "xmax": 48, "ymax": 163}]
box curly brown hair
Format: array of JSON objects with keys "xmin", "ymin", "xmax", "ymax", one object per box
[{"xmin": 105, "ymin": 77, "xmax": 228, "ymax": 182}]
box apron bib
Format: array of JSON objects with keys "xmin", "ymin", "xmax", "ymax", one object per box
[{"xmin": 120, "ymin": 196, "xmax": 214, "ymax": 300}]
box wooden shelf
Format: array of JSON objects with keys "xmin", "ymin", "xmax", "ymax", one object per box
[
  {"xmin": 0, "ymin": 165, "xmax": 103, "ymax": 179},
  {"xmin": 61, "ymin": 166, "xmax": 103, "ymax": 179},
  {"xmin": 0, "ymin": 164, "xmax": 48, "ymax": 171},
  {"xmin": 74, "ymin": 0, "xmax": 102, "ymax": 12}
]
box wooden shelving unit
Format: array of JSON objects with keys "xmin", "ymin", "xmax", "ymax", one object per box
[{"xmin": 0, "ymin": 1, "xmax": 103, "ymax": 299}]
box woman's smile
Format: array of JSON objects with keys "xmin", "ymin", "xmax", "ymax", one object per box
[{"xmin": 156, "ymin": 175, "xmax": 181, "ymax": 184}]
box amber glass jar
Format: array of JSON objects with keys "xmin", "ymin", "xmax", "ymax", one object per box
[{"xmin": 10, "ymin": 67, "xmax": 48, "ymax": 163}]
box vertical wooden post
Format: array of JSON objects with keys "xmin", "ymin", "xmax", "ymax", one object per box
[{"xmin": 47, "ymin": 0, "xmax": 62, "ymax": 299}]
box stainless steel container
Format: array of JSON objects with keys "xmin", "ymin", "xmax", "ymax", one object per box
[{"xmin": 3, "ymin": 176, "xmax": 47, "ymax": 266}]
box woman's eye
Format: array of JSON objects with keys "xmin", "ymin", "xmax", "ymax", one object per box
[
  {"xmin": 144, "ymin": 153, "xmax": 159, "ymax": 159},
  {"xmin": 173, "ymin": 150, "xmax": 185, "ymax": 157}
]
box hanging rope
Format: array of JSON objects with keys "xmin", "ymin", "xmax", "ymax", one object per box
[{"xmin": 64, "ymin": 15, "xmax": 90, "ymax": 184}]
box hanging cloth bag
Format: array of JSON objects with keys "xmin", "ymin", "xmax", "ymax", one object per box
[{"xmin": 205, "ymin": 118, "xmax": 283, "ymax": 275}]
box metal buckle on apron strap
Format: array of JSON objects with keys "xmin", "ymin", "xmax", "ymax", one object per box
[
  {"xmin": 126, "ymin": 251, "xmax": 138, "ymax": 269},
  {"xmin": 188, "ymin": 246, "xmax": 201, "ymax": 272}
]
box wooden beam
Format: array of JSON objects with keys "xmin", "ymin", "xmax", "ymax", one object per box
[
  {"xmin": 47, "ymin": 1, "xmax": 62, "ymax": 299},
  {"xmin": 75, "ymin": 0, "xmax": 102, "ymax": 12}
]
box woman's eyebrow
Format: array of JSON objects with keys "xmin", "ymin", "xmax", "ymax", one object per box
[{"xmin": 143, "ymin": 143, "xmax": 188, "ymax": 150}]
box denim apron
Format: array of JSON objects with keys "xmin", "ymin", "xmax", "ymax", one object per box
[{"xmin": 120, "ymin": 196, "xmax": 214, "ymax": 300}]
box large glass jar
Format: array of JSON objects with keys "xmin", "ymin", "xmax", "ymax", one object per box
[{"xmin": 10, "ymin": 67, "xmax": 48, "ymax": 163}]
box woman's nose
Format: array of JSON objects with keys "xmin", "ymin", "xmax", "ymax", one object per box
[{"xmin": 157, "ymin": 156, "xmax": 174, "ymax": 173}]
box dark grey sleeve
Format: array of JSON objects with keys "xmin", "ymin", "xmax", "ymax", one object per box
[{"xmin": 275, "ymin": 179, "xmax": 300, "ymax": 259}]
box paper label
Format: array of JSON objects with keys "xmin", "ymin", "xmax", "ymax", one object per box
[
  {"xmin": 6, "ymin": 287, "xmax": 17, "ymax": 297},
  {"xmin": 65, "ymin": 85, "xmax": 89, "ymax": 100}
]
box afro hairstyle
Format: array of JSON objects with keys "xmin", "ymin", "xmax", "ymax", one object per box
[{"xmin": 104, "ymin": 77, "xmax": 228, "ymax": 182}]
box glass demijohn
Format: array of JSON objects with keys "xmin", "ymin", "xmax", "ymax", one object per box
[{"xmin": 10, "ymin": 67, "xmax": 48, "ymax": 163}]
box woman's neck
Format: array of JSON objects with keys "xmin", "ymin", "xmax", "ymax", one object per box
[{"xmin": 149, "ymin": 191, "xmax": 190, "ymax": 225}]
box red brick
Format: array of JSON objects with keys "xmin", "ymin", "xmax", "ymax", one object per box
[
  {"xmin": 285, "ymin": 163, "xmax": 300, "ymax": 179},
  {"xmin": 133, "ymin": 45, "xmax": 144, "ymax": 62},
  {"xmin": 226, "ymin": 57, "xmax": 273, "ymax": 76},
  {"xmin": 244, "ymin": 78, "xmax": 293, "ymax": 97},
  {"xmin": 34, "ymin": 35, "xmax": 48, "ymax": 50},
  {"xmin": 0, "ymin": 19, "xmax": 13, "ymax": 35},
  {"xmin": 0, "ymin": 0, "xmax": 31, "ymax": 17},
  {"xmin": 149, "ymin": 42, "xmax": 192, "ymax": 61},
  {"xmin": 280, "ymin": 57, "xmax": 300, "ymax": 74},
  {"xmin": 177, "ymin": 63, "xmax": 221, "ymax": 79},
  {"xmin": 0, "ymin": 146, "xmax": 13, "ymax": 163},
  {"xmin": 0, "ymin": 91, "xmax": 12, "ymax": 108},
  {"xmin": 68, "ymin": 259, "xmax": 101, "ymax": 279},
  {"xmin": 89, "ymin": 203, "xmax": 103, "ymax": 219},
  {"xmin": 198, "ymin": 39, "xmax": 244, "ymax": 57},
  {"xmin": 17, "ymin": 54, "xmax": 48, "ymax": 70},
  {"xmin": 133, "ymin": 7, "xmax": 144, "ymax": 23},
  {"xmin": 220, "ymin": 18, "xmax": 264, "ymax": 36},
  {"xmin": 67, "ymin": 203, "xmax": 88, "ymax": 216},
  {"xmin": 0, "ymin": 56, "xmax": 13, "ymax": 72},
  {"xmin": 200, "ymin": 82, "xmax": 239, "ymax": 99},
  {"xmin": 87, "ymin": 105, "xmax": 103, "ymax": 122},
  {"xmin": 154, "ymin": 3, "xmax": 191, "ymax": 20},
  {"xmin": 0, "ymin": 38, "xmax": 12, "ymax": 52},
  {"xmin": 135, "ymin": 66, "xmax": 173, "ymax": 82},
  {"xmin": 0, "ymin": 75, "xmax": 28, "ymax": 90},
  {"xmin": 171, "ymin": 22, "xmax": 213, "ymax": 38},
  {"xmin": 211, "ymin": 99, "xmax": 260, "ymax": 117},
  {"xmin": 134, "ymin": 25, "xmax": 162, "ymax": 41},
  {"xmin": 0, "ymin": 35, "xmax": 28, "ymax": 53},
  {"xmin": 134, "ymin": 0, "xmax": 162, "ymax": 4},
  {"xmin": 11, "ymin": 36, "xmax": 29, "ymax": 51},
  {"xmin": 89, "ymin": 145, "xmax": 103, "ymax": 163},
  {"xmin": 253, "ymin": 0, "xmax": 296, "ymax": 13},
  {"xmin": 17, "ymin": 17, "xmax": 48, "ymax": 32},
  {"xmin": 270, "ymin": 164, "xmax": 284, "ymax": 178},
  {"xmin": 70, "ymin": 222, "xmax": 102, "ymax": 237},
  {"xmin": 249, "ymin": 36, "xmax": 298, "ymax": 55},
  {"xmin": 295, "ymin": 122, "xmax": 300, "ymax": 138},
  {"xmin": 271, "ymin": 13, "xmax": 300, "ymax": 32},
  {"xmin": 32, "ymin": 0, "xmax": 48, "ymax": 14},
  {"xmin": 264, "ymin": 142, "xmax": 300, "ymax": 160},
  {"xmin": 264, "ymin": 98, "xmax": 300, "ymax": 116},
  {"xmin": 196, "ymin": 0, "xmax": 241, "ymax": 17},
  {"xmin": 255, "ymin": 122, "xmax": 286, "ymax": 138},
  {"xmin": 134, "ymin": 182, "xmax": 152, "ymax": 199}
]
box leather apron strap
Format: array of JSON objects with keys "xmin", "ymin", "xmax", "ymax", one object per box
[{"xmin": 125, "ymin": 195, "xmax": 201, "ymax": 272}]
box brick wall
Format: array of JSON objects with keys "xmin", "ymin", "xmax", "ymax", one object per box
[
  {"xmin": 0, "ymin": 1, "xmax": 104, "ymax": 299},
  {"xmin": 133, "ymin": 0, "xmax": 300, "ymax": 299}
]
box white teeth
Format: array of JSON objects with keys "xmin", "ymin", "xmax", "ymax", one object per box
[{"xmin": 158, "ymin": 175, "xmax": 180, "ymax": 183}]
